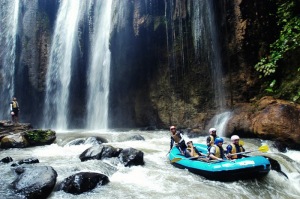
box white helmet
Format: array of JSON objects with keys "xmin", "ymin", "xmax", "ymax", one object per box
[
  {"xmin": 209, "ymin": 128, "xmax": 216, "ymax": 134},
  {"xmin": 231, "ymin": 135, "xmax": 240, "ymax": 141},
  {"xmin": 11, "ymin": 112, "xmax": 14, "ymax": 115}
]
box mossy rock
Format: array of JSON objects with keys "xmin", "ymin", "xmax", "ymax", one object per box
[{"xmin": 24, "ymin": 129, "xmax": 56, "ymax": 146}]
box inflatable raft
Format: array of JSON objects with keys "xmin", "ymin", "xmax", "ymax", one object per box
[{"xmin": 169, "ymin": 143, "xmax": 271, "ymax": 181}]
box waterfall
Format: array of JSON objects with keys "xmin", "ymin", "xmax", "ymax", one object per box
[
  {"xmin": 44, "ymin": 0, "xmax": 84, "ymax": 129},
  {"xmin": 208, "ymin": 111, "xmax": 232, "ymax": 137},
  {"xmin": 191, "ymin": 1, "xmax": 226, "ymax": 110},
  {"xmin": 86, "ymin": 0, "xmax": 112, "ymax": 129},
  {"xmin": 190, "ymin": 1, "xmax": 230, "ymax": 132},
  {"xmin": 0, "ymin": 0, "xmax": 20, "ymax": 119}
]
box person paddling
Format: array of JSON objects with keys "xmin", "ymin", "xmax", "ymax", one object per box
[
  {"xmin": 209, "ymin": 138, "xmax": 227, "ymax": 161},
  {"xmin": 206, "ymin": 127, "xmax": 218, "ymax": 150},
  {"xmin": 226, "ymin": 135, "xmax": 245, "ymax": 159},
  {"xmin": 169, "ymin": 126, "xmax": 187, "ymax": 155}
]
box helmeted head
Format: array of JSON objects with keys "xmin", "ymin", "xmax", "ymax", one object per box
[
  {"xmin": 231, "ymin": 135, "xmax": 240, "ymax": 141},
  {"xmin": 170, "ymin": 126, "xmax": 176, "ymax": 132},
  {"xmin": 186, "ymin": 140, "xmax": 193, "ymax": 146},
  {"xmin": 214, "ymin": 137, "xmax": 224, "ymax": 145},
  {"xmin": 209, "ymin": 128, "xmax": 217, "ymax": 135},
  {"xmin": 11, "ymin": 112, "xmax": 14, "ymax": 115}
]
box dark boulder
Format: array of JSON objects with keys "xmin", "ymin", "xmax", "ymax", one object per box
[
  {"xmin": 118, "ymin": 148, "xmax": 145, "ymax": 167},
  {"xmin": 56, "ymin": 172, "xmax": 109, "ymax": 195},
  {"xmin": 11, "ymin": 166, "xmax": 57, "ymax": 199},
  {"xmin": 79, "ymin": 145, "xmax": 122, "ymax": 162},
  {"xmin": 0, "ymin": 156, "xmax": 13, "ymax": 163}
]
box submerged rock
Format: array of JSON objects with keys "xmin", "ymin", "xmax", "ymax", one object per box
[
  {"xmin": 11, "ymin": 158, "xmax": 39, "ymax": 167},
  {"xmin": 0, "ymin": 156, "xmax": 13, "ymax": 163}
]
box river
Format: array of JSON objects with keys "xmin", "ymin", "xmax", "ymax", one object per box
[{"xmin": 1, "ymin": 130, "xmax": 300, "ymax": 199}]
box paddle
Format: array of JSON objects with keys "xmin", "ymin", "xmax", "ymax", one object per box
[
  {"xmin": 239, "ymin": 140, "xmax": 245, "ymax": 146},
  {"xmin": 171, "ymin": 156, "xmax": 200, "ymax": 163},
  {"xmin": 229, "ymin": 145, "xmax": 269, "ymax": 156}
]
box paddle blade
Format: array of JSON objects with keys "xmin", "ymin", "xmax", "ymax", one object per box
[
  {"xmin": 239, "ymin": 140, "xmax": 245, "ymax": 146},
  {"xmin": 258, "ymin": 145, "xmax": 269, "ymax": 152},
  {"xmin": 171, "ymin": 158, "xmax": 182, "ymax": 163}
]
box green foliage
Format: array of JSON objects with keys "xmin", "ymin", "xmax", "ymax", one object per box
[
  {"xmin": 26, "ymin": 129, "xmax": 55, "ymax": 143},
  {"xmin": 255, "ymin": 0, "xmax": 300, "ymax": 76},
  {"xmin": 265, "ymin": 79, "xmax": 276, "ymax": 93}
]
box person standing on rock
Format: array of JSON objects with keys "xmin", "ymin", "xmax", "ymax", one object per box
[{"xmin": 10, "ymin": 97, "xmax": 20, "ymax": 124}]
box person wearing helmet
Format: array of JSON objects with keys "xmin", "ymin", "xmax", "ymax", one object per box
[
  {"xmin": 206, "ymin": 127, "xmax": 218, "ymax": 150},
  {"xmin": 209, "ymin": 137, "xmax": 226, "ymax": 161},
  {"xmin": 169, "ymin": 125, "xmax": 187, "ymax": 155},
  {"xmin": 185, "ymin": 140, "xmax": 204, "ymax": 158},
  {"xmin": 226, "ymin": 135, "xmax": 245, "ymax": 159},
  {"xmin": 10, "ymin": 97, "xmax": 20, "ymax": 124}
]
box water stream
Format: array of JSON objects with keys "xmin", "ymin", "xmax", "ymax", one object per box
[{"xmin": 0, "ymin": 130, "xmax": 299, "ymax": 199}]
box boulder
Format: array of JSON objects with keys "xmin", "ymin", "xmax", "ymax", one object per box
[
  {"xmin": 0, "ymin": 133, "xmax": 29, "ymax": 149},
  {"xmin": 56, "ymin": 172, "xmax": 109, "ymax": 195},
  {"xmin": 127, "ymin": 135, "xmax": 145, "ymax": 141},
  {"xmin": 23, "ymin": 129, "xmax": 56, "ymax": 146},
  {"xmin": 118, "ymin": 148, "xmax": 145, "ymax": 167},
  {"xmin": 0, "ymin": 156, "xmax": 13, "ymax": 163},
  {"xmin": 79, "ymin": 145, "xmax": 122, "ymax": 162},
  {"xmin": 227, "ymin": 96, "xmax": 300, "ymax": 150},
  {"xmin": 11, "ymin": 166, "xmax": 57, "ymax": 198}
]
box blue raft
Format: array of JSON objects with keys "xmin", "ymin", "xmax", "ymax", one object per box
[{"xmin": 169, "ymin": 143, "xmax": 271, "ymax": 181}]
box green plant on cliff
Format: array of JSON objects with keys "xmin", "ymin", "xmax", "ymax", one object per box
[{"xmin": 255, "ymin": 0, "xmax": 300, "ymax": 76}]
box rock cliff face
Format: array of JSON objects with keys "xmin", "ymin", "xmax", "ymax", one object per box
[{"xmin": 1, "ymin": 0, "xmax": 299, "ymax": 148}]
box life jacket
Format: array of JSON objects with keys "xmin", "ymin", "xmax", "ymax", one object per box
[
  {"xmin": 208, "ymin": 135, "xmax": 217, "ymax": 147},
  {"xmin": 211, "ymin": 145, "xmax": 224, "ymax": 158},
  {"xmin": 171, "ymin": 133, "xmax": 182, "ymax": 144},
  {"xmin": 187, "ymin": 146, "xmax": 198, "ymax": 157},
  {"xmin": 12, "ymin": 101, "xmax": 18, "ymax": 109},
  {"xmin": 230, "ymin": 143, "xmax": 244, "ymax": 159}
]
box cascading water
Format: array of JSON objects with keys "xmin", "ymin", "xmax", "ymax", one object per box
[
  {"xmin": 44, "ymin": 0, "xmax": 84, "ymax": 130},
  {"xmin": 191, "ymin": 1, "xmax": 225, "ymax": 110},
  {"xmin": 86, "ymin": 0, "xmax": 112, "ymax": 130},
  {"xmin": 0, "ymin": 0, "xmax": 20, "ymax": 119},
  {"xmin": 191, "ymin": 1, "xmax": 231, "ymax": 131}
]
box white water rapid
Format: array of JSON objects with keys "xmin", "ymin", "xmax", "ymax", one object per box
[
  {"xmin": 86, "ymin": 0, "xmax": 112, "ymax": 130},
  {"xmin": 0, "ymin": 130, "xmax": 299, "ymax": 199}
]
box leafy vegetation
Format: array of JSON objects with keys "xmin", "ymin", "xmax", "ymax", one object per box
[
  {"xmin": 25, "ymin": 129, "xmax": 55, "ymax": 144},
  {"xmin": 255, "ymin": 0, "xmax": 300, "ymax": 101}
]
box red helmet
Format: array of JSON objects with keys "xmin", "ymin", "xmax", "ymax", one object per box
[{"xmin": 170, "ymin": 126, "xmax": 176, "ymax": 130}]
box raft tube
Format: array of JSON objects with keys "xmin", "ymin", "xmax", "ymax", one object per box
[{"xmin": 169, "ymin": 143, "xmax": 271, "ymax": 181}]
